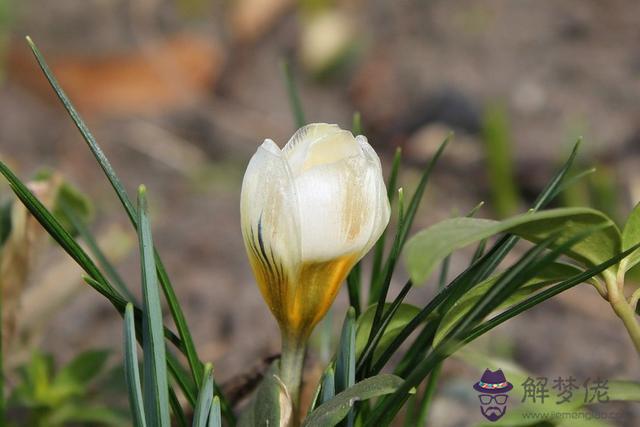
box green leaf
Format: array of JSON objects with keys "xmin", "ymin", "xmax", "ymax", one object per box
[
  {"xmin": 238, "ymin": 362, "xmax": 291, "ymax": 427},
  {"xmin": 405, "ymin": 207, "xmax": 620, "ymax": 284},
  {"xmin": 462, "ymin": 239, "xmax": 640, "ymax": 346},
  {"xmin": 303, "ymin": 375, "xmax": 406, "ymax": 427},
  {"xmin": 621, "ymin": 202, "xmax": 640, "ymax": 273},
  {"xmin": 170, "ymin": 387, "xmax": 189, "ymax": 427},
  {"xmin": 336, "ymin": 308, "xmax": 356, "ymax": 394},
  {"xmin": 209, "ymin": 396, "xmax": 222, "ymax": 427},
  {"xmin": 193, "ymin": 363, "xmax": 215, "ymax": 427},
  {"xmin": 124, "ymin": 304, "xmax": 147, "ymax": 427},
  {"xmin": 52, "ymin": 181, "xmax": 93, "ymax": 235},
  {"xmin": 355, "ymin": 303, "xmax": 420, "ymax": 361},
  {"xmin": 335, "ymin": 307, "xmax": 356, "ymax": 426},
  {"xmin": 433, "ymin": 262, "xmax": 582, "ymax": 345},
  {"xmin": 54, "ymin": 349, "xmax": 109, "ymax": 390},
  {"xmin": 63, "ymin": 201, "xmax": 136, "ymax": 302},
  {"xmin": 137, "ymin": 186, "xmax": 170, "ymax": 427},
  {"xmin": 0, "ymin": 160, "xmax": 127, "ymax": 308},
  {"xmin": 369, "ymin": 136, "xmax": 449, "ymax": 304},
  {"xmin": 25, "ymin": 38, "xmax": 208, "ymax": 399},
  {"xmin": 320, "ymin": 367, "xmax": 336, "ymax": 406}
]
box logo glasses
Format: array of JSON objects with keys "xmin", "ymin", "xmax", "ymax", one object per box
[{"xmin": 478, "ymin": 394, "xmax": 509, "ymax": 405}]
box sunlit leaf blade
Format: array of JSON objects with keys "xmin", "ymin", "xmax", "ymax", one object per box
[
  {"xmin": 303, "ymin": 375, "xmax": 406, "ymax": 427},
  {"xmin": 137, "ymin": 187, "xmax": 170, "ymax": 427},
  {"xmin": 209, "ymin": 397, "xmax": 222, "ymax": 427},
  {"xmin": 193, "ymin": 364, "xmax": 215, "ymax": 427},
  {"xmin": 621, "ymin": 202, "xmax": 640, "ymax": 273},
  {"xmin": 405, "ymin": 207, "xmax": 620, "ymax": 284},
  {"xmin": 25, "ymin": 37, "xmax": 206, "ymax": 393},
  {"xmin": 124, "ymin": 304, "xmax": 147, "ymax": 427}
]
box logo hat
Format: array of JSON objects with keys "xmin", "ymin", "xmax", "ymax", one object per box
[{"xmin": 473, "ymin": 369, "xmax": 513, "ymax": 394}]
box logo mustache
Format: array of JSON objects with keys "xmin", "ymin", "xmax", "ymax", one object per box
[{"xmin": 482, "ymin": 406, "xmax": 503, "ymax": 415}]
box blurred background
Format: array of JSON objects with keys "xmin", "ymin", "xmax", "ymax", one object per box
[{"xmin": 0, "ymin": 0, "xmax": 639, "ymax": 425}]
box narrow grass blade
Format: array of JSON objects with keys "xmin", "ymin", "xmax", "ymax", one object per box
[
  {"xmin": 167, "ymin": 354, "xmax": 196, "ymax": 405},
  {"xmin": 209, "ymin": 397, "xmax": 222, "ymax": 427},
  {"xmin": 336, "ymin": 308, "xmax": 356, "ymax": 426},
  {"xmin": 320, "ymin": 367, "xmax": 336, "ymax": 406},
  {"xmin": 169, "ymin": 387, "xmax": 189, "ymax": 427},
  {"xmin": 335, "ymin": 308, "xmax": 356, "ymax": 394},
  {"xmin": 356, "ymin": 281, "xmax": 411, "ymax": 374},
  {"xmin": 538, "ymin": 138, "xmax": 582, "ymax": 208},
  {"xmin": 369, "ymin": 136, "xmax": 449, "ymax": 311},
  {"xmin": 138, "ymin": 186, "xmax": 170, "ymax": 427},
  {"xmin": 369, "ymin": 141, "xmax": 583, "ymax": 373},
  {"xmin": 25, "ymin": 37, "xmax": 205, "ymax": 391},
  {"xmin": 346, "ymin": 264, "xmax": 361, "ymax": 316},
  {"xmin": 411, "ymin": 257, "xmax": 450, "ymax": 423},
  {"xmin": 368, "ymin": 228, "xmax": 599, "ymax": 423},
  {"xmin": 124, "ymin": 304, "xmax": 147, "ymax": 427},
  {"xmin": 281, "ymin": 60, "xmax": 306, "ymax": 128},
  {"xmin": 62, "ymin": 202, "xmax": 136, "ymax": 302},
  {"xmin": 463, "ymin": 240, "xmax": 640, "ymax": 345},
  {"xmin": 193, "ymin": 363, "xmax": 215, "ymax": 427},
  {"xmin": 415, "ymin": 363, "xmax": 442, "ymax": 425},
  {"xmin": 0, "ymin": 160, "xmax": 125, "ymax": 307}
]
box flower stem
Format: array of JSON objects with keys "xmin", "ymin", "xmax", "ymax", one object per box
[
  {"xmin": 280, "ymin": 334, "xmax": 306, "ymax": 425},
  {"xmin": 606, "ymin": 275, "xmax": 640, "ymax": 354},
  {"xmin": 611, "ymin": 298, "xmax": 640, "ymax": 354}
]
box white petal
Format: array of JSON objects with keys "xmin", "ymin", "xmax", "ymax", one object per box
[
  {"xmin": 283, "ymin": 123, "xmax": 344, "ymax": 174},
  {"xmin": 355, "ymin": 135, "xmax": 391, "ymax": 256},
  {"xmin": 241, "ymin": 141, "xmax": 301, "ymax": 271},
  {"xmin": 294, "ymin": 155, "xmax": 383, "ymax": 261}
]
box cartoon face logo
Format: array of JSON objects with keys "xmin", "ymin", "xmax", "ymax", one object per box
[{"xmin": 473, "ymin": 369, "xmax": 513, "ymax": 422}]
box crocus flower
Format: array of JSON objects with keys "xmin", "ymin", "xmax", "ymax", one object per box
[
  {"xmin": 241, "ymin": 123, "xmax": 390, "ymax": 341},
  {"xmin": 241, "ymin": 123, "xmax": 390, "ymax": 416}
]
